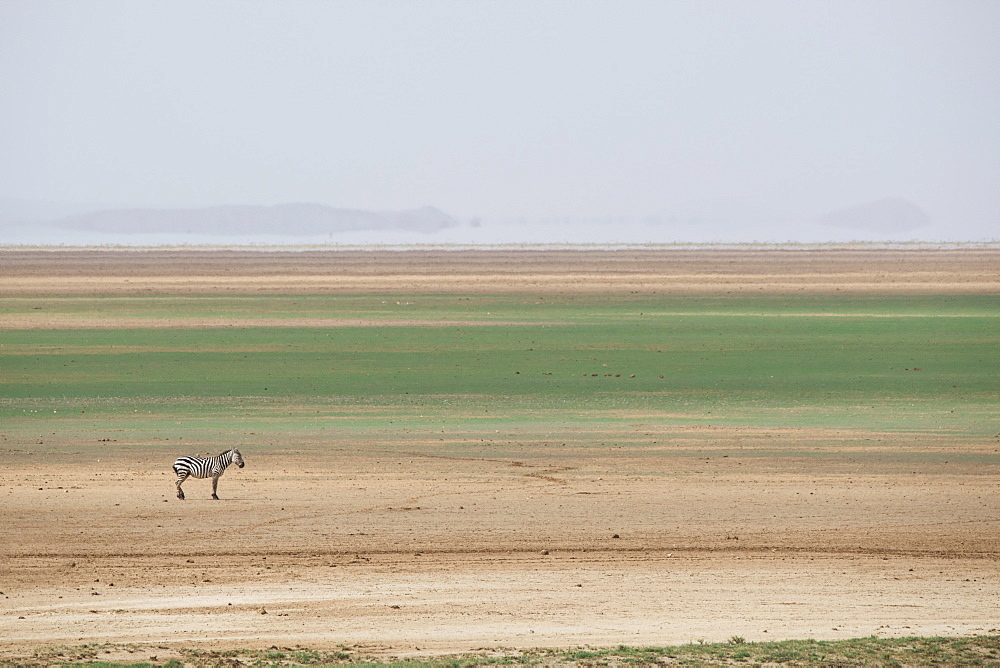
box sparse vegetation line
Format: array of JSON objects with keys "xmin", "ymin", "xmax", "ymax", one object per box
[{"xmin": 9, "ymin": 635, "xmax": 1000, "ymax": 667}]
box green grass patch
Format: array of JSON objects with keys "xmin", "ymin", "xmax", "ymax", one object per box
[
  {"xmin": 2, "ymin": 293, "xmax": 997, "ymax": 448},
  {"xmin": 10, "ymin": 635, "xmax": 1000, "ymax": 667}
]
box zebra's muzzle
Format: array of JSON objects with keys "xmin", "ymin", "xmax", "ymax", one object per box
[{"xmin": 238, "ymin": 462, "xmax": 245, "ymax": 468}]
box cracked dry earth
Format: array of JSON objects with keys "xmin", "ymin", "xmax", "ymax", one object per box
[{"xmin": 1, "ymin": 247, "xmax": 999, "ymax": 660}]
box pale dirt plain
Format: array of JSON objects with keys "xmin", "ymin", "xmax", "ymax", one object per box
[{"xmin": 1, "ymin": 246, "xmax": 998, "ymax": 663}]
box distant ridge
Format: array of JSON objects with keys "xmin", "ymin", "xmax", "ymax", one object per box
[
  {"xmin": 818, "ymin": 197, "xmax": 931, "ymax": 234},
  {"xmin": 48, "ymin": 203, "xmax": 458, "ymax": 236}
]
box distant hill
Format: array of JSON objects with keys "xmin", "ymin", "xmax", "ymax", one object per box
[
  {"xmin": 0, "ymin": 198, "xmax": 109, "ymax": 223},
  {"xmin": 42, "ymin": 203, "xmax": 458, "ymax": 236},
  {"xmin": 818, "ymin": 197, "xmax": 931, "ymax": 234}
]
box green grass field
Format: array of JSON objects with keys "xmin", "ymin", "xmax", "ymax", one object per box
[{"xmin": 2, "ymin": 293, "xmax": 997, "ymax": 436}]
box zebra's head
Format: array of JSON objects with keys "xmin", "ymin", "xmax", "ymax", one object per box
[{"xmin": 231, "ymin": 447, "xmax": 245, "ymax": 468}]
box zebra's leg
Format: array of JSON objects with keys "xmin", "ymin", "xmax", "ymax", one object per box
[
  {"xmin": 212, "ymin": 475, "xmax": 220, "ymax": 500},
  {"xmin": 175, "ymin": 472, "xmax": 187, "ymax": 500}
]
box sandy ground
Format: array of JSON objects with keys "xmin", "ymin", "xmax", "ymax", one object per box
[
  {"xmin": 1, "ymin": 247, "xmax": 998, "ymax": 660},
  {"xmin": 2, "ymin": 246, "xmax": 999, "ymax": 295}
]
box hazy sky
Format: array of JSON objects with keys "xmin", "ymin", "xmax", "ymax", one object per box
[{"xmin": 2, "ymin": 0, "xmax": 999, "ymax": 237}]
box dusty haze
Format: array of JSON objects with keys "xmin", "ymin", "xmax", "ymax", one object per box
[{"xmin": 2, "ymin": 1, "xmax": 999, "ymax": 245}]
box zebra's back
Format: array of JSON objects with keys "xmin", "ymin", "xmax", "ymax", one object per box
[{"xmin": 173, "ymin": 455, "xmax": 218, "ymax": 479}]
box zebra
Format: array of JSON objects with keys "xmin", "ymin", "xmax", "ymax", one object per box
[{"xmin": 173, "ymin": 447, "xmax": 245, "ymax": 500}]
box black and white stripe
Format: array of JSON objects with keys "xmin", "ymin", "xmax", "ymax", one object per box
[{"xmin": 173, "ymin": 447, "xmax": 245, "ymax": 500}]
